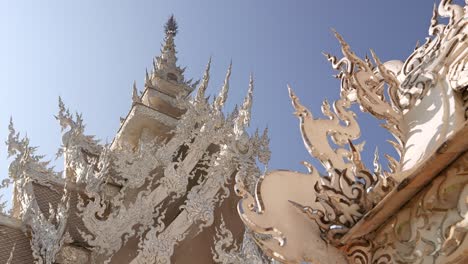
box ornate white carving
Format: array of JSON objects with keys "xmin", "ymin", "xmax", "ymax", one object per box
[
  {"xmin": 131, "ymin": 72, "xmax": 268, "ymax": 262},
  {"xmin": 235, "ymin": 1, "xmax": 467, "ymax": 263},
  {"xmin": 56, "ymin": 97, "xmax": 102, "ymax": 183},
  {"xmin": 212, "ymin": 217, "xmax": 269, "ymax": 264},
  {"xmin": 26, "ymin": 190, "xmax": 72, "ymax": 264},
  {"xmin": 55, "ymin": 245, "xmax": 90, "ymax": 264},
  {"xmin": 0, "ymin": 178, "xmax": 11, "ymax": 215},
  {"xmin": 6, "ymin": 120, "xmax": 72, "ymax": 263},
  {"xmin": 344, "ymin": 153, "xmax": 468, "ymax": 264}
]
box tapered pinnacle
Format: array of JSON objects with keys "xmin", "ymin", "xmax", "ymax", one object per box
[
  {"xmin": 164, "ymin": 15, "xmax": 178, "ymax": 36},
  {"xmin": 214, "ymin": 61, "xmax": 233, "ymax": 110},
  {"xmin": 241, "ymin": 73, "xmax": 254, "ymax": 117},
  {"xmin": 195, "ymin": 57, "xmax": 212, "ymax": 102}
]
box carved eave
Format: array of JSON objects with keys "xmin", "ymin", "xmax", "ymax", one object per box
[
  {"xmin": 342, "ymin": 121, "xmax": 468, "ymax": 243},
  {"xmin": 111, "ymin": 102, "xmax": 178, "ymax": 150}
]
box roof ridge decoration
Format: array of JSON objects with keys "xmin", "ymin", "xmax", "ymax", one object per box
[
  {"xmin": 235, "ymin": 0, "xmax": 467, "ymax": 263},
  {"xmin": 5, "ymin": 119, "xmax": 73, "ymax": 264}
]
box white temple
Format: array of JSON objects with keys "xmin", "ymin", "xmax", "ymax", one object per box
[
  {"xmin": 0, "ymin": 16, "xmax": 270, "ymax": 263},
  {"xmin": 0, "ymin": 1, "xmax": 467, "ymax": 263}
]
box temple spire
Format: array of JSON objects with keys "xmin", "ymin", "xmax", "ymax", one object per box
[
  {"xmin": 195, "ymin": 57, "xmax": 211, "ymax": 103},
  {"xmin": 213, "ymin": 61, "xmax": 232, "ymax": 110},
  {"xmin": 153, "ymin": 15, "xmax": 181, "ymax": 82},
  {"xmin": 160, "ymin": 16, "xmax": 177, "ymax": 66}
]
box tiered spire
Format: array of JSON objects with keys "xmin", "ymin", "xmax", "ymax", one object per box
[
  {"xmin": 152, "ymin": 15, "xmax": 184, "ymax": 84},
  {"xmin": 160, "ymin": 15, "xmax": 178, "ymax": 67}
]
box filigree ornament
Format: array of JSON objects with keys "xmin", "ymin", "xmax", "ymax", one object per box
[
  {"xmin": 400, "ymin": 1, "xmax": 468, "ymax": 107},
  {"xmin": 6, "ymin": 123, "xmax": 72, "ymax": 263},
  {"xmin": 56, "ymin": 97, "xmax": 102, "ymax": 183},
  {"xmin": 65, "ymin": 17, "xmax": 271, "ymax": 263},
  {"xmin": 130, "ymin": 74, "xmax": 268, "ymax": 262},
  {"xmin": 236, "ymin": 2, "xmax": 468, "ymax": 263},
  {"xmin": 0, "ymin": 178, "xmax": 11, "ymax": 215},
  {"xmin": 212, "ymin": 217, "xmax": 269, "ymax": 264},
  {"xmin": 324, "ymin": 34, "xmax": 404, "ymax": 163},
  {"xmin": 24, "ymin": 187, "xmax": 72, "ymax": 264},
  {"xmin": 235, "ymin": 83, "xmax": 398, "ymax": 262},
  {"xmin": 1, "ymin": 14, "xmax": 267, "ymax": 264},
  {"xmin": 343, "ymin": 153, "xmax": 468, "ymax": 264}
]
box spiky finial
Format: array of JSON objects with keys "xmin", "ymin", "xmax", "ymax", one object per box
[
  {"xmin": 288, "ymin": 85, "xmax": 311, "ymax": 118},
  {"xmin": 233, "ymin": 74, "xmax": 255, "ymax": 136},
  {"xmin": 241, "ymin": 73, "xmax": 254, "ymax": 125},
  {"xmin": 55, "ymin": 97, "xmax": 76, "ymax": 131},
  {"xmin": 238, "ymin": 74, "xmax": 254, "ymax": 126},
  {"xmin": 132, "ymin": 81, "xmax": 141, "ymax": 104},
  {"xmin": 6, "ymin": 117, "xmax": 25, "ymax": 158},
  {"xmin": 331, "ymin": 28, "xmax": 369, "ymax": 72},
  {"xmin": 331, "ymin": 28, "xmax": 349, "ymax": 50},
  {"xmin": 164, "ymin": 15, "xmax": 178, "ymax": 36},
  {"xmin": 195, "ymin": 57, "xmax": 212, "ymax": 102},
  {"xmin": 214, "ymin": 61, "xmax": 232, "ymax": 110}
]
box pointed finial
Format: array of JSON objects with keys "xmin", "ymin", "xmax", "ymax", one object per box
[
  {"xmin": 331, "ymin": 28, "xmax": 369, "ymax": 72},
  {"xmin": 288, "ymin": 84, "xmax": 310, "ymax": 118},
  {"xmin": 214, "ymin": 61, "xmax": 232, "ymax": 110},
  {"xmin": 262, "ymin": 126, "xmax": 269, "ymax": 139},
  {"xmin": 195, "ymin": 57, "xmax": 212, "ymax": 102},
  {"xmin": 369, "ymin": 49, "xmax": 383, "ymax": 66},
  {"xmin": 6, "ymin": 117, "xmax": 22, "ymax": 157},
  {"xmin": 164, "ymin": 15, "xmax": 178, "ymax": 36},
  {"xmin": 230, "ymin": 104, "xmax": 239, "ymax": 120},
  {"xmin": 132, "ymin": 81, "xmax": 141, "ymax": 104},
  {"xmin": 241, "ymin": 73, "xmax": 254, "ymax": 125},
  {"xmin": 234, "ymin": 74, "xmax": 254, "ymax": 135},
  {"xmin": 331, "ymin": 28, "xmax": 349, "ymax": 49},
  {"xmin": 144, "ymin": 68, "xmax": 153, "ymax": 88},
  {"xmin": 8, "ymin": 116, "xmax": 14, "ymax": 137},
  {"xmin": 55, "ymin": 96, "xmax": 75, "ymax": 131}
]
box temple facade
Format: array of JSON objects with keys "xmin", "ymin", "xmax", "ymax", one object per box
[{"xmin": 0, "ymin": 1, "xmax": 467, "ymax": 263}]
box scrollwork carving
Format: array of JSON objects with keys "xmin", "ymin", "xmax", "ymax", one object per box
[{"xmin": 343, "ymin": 153, "xmax": 468, "ymax": 264}]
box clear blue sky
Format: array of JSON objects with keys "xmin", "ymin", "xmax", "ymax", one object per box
[{"xmin": 0, "ymin": 0, "xmax": 436, "ymax": 206}]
